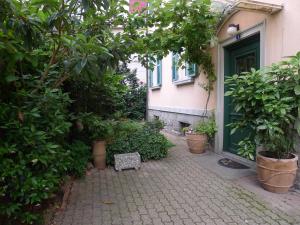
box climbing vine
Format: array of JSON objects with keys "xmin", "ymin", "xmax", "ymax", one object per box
[{"xmin": 125, "ymin": 0, "xmax": 218, "ymax": 91}]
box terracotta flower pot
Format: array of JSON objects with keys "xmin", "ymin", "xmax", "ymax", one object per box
[
  {"xmin": 93, "ymin": 140, "xmax": 106, "ymax": 170},
  {"xmin": 186, "ymin": 133, "xmax": 208, "ymax": 154},
  {"xmin": 257, "ymin": 151, "xmax": 298, "ymax": 193}
]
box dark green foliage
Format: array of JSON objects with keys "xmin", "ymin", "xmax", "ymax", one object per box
[
  {"xmin": 66, "ymin": 65, "xmax": 146, "ymax": 121},
  {"xmin": 111, "ymin": 120, "xmax": 143, "ymax": 139},
  {"xmin": 195, "ymin": 117, "xmax": 217, "ymax": 139},
  {"xmin": 144, "ymin": 118, "xmax": 165, "ymax": 132},
  {"xmin": 0, "ymin": 88, "xmax": 72, "ymax": 225},
  {"xmin": 106, "ymin": 121, "xmax": 170, "ymax": 165},
  {"xmin": 237, "ymin": 139, "xmax": 256, "ymax": 161},
  {"xmin": 66, "ymin": 70, "xmax": 127, "ymax": 119},
  {"xmin": 121, "ymin": 67, "xmax": 146, "ymax": 120},
  {"xmin": 66, "ymin": 141, "xmax": 91, "ymax": 177},
  {"xmin": 126, "ymin": 0, "xmax": 218, "ymax": 90},
  {"xmin": 0, "ymin": 0, "xmax": 133, "ymax": 223},
  {"xmin": 0, "ymin": 0, "xmax": 217, "ymax": 223},
  {"xmin": 225, "ymin": 52, "xmax": 300, "ymax": 159}
]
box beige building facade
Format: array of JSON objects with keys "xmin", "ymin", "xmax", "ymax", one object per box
[{"xmin": 147, "ymin": 0, "xmax": 300, "ymax": 167}]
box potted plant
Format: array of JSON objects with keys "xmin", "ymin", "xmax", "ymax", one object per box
[
  {"xmin": 79, "ymin": 114, "xmax": 113, "ymax": 170},
  {"xmin": 184, "ymin": 117, "xmax": 217, "ymax": 154},
  {"xmin": 226, "ymin": 53, "xmax": 300, "ymax": 193},
  {"xmin": 90, "ymin": 119, "xmax": 114, "ymax": 170}
]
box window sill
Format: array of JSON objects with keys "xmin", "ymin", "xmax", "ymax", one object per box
[
  {"xmin": 150, "ymin": 85, "xmax": 162, "ymax": 90},
  {"xmin": 173, "ymin": 77, "xmax": 195, "ymax": 86}
]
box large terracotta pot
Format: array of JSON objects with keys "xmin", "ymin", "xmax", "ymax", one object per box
[
  {"xmin": 186, "ymin": 134, "xmax": 207, "ymax": 154},
  {"xmin": 257, "ymin": 151, "xmax": 298, "ymax": 193},
  {"xmin": 93, "ymin": 140, "xmax": 106, "ymax": 170}
]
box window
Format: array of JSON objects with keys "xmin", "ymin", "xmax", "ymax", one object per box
[
  {"xmin": 172, "ymin": 59, "xmax": 197, "ymax": 86},
  {"xmin": 185, "ymin": 63, "xmax": 197, "ymax": 77},
  {"xmin": 172, "ymin": 53, "xmax": 179, "ymax": 81},
  {"xmin": 148, "ymin": 58, "xmax": 162, "ymax": 88}
]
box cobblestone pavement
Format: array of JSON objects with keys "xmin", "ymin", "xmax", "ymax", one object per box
[{"xmin": 54, "ymin": 133, "xmax": 300, "ymax": 225}]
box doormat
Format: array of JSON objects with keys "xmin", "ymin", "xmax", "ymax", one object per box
[{"xmin": 218, "ymin": 158, "xmax": 249, "ymax": 169}]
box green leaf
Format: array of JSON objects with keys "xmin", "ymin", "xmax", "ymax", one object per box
[
  {"xmin": 224, "ymin": 91, "xmax": 232, "ymax": 96},
  {"xmin": 257, "ymin": 125, "xmax": 267, "ymax": 130},
  {"xmin": 294, "ymin": 85, "xmax": 300, "ymax": 95},
  {"xmin": 249, "ymin": 154, "xmax": 254, "ymax": 161},
  {"xmin": 296, "ymin": 123, "xmax": 300, "ymax": 136},
  {"xmin": 5, "ymin": 75, "xmax": 19, "ymax": 83},
  {"xmin": 230, "ymin": 127, "xmax": 237, "ymax": 135}
]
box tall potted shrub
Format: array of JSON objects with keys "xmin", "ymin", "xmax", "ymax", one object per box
[
  {"xmin": 80, "ymin": 114, "xmax": 113, "ymax": 170},
  {"xmin": 90, "ymin": 119, "xmax": 114, "ymax": 170},
  {"xmin": 185, "ymin": 117, "xmax": 217, "ymax": 154},
  {"xmin": 225, "ymin": 53, "xmax": 300, "ymax": 193}
]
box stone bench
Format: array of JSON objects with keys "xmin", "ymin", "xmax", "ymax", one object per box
[{"xmin": 114, "ymin": 152, "xmax": 141, "ymax": 171}]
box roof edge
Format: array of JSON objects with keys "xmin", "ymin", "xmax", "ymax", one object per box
[{"xmin": 234, "ymin": 0, "xmax": 283, "ymax": 15}]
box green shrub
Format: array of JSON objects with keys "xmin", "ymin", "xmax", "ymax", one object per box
[
  {"xmin": 121, "ymin": 66, "xmax": 147, "ymax": 120},
  {"xmin": 237, "ymin": 139, "xmax": 256, "ymax": 161},
  {"xmin": 106, "ymin": 121, "xmax": 170, "ymax": 165},
  {"xmin": 195, "ymin": 117, "xmax": 217, "ymax": 139},
  {"xmin": 144, "ymin": 118, "xmax": 165, "ymax": 132},
  {"xmin": 225, "ymin": 52, "xmax": 300, "ymax": 159},
  {"xmin": 66, "ymin": 140, "xmax": 91, "ymax": 177},
  {"xmin": 111, "ymin": 120, "xmax": 143, "ymax": 139},
  {"xmin": 71, "ymin": 113, "xmax": 115, "ymax": 145},
  {"xmin": 0, "ymin": 89, "xmax": 73, "ymax": 224}
]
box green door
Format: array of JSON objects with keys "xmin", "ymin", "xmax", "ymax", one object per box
[{"xmin": 223, "ymin": 34, "xmax": 260, "ymax": 155}]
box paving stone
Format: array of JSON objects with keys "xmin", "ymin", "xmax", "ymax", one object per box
[{"xmin": 53, "ymin": 133, "xmax": 300, "ymax": 225}]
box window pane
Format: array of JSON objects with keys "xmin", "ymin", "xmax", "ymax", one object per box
[{"xmin": 186, "ymin": 63, "xmax": 196, "ymax": 77}]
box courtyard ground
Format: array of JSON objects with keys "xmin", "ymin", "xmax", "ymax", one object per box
[{"xmin": 53, "ymin": 133, "xmax": 300, "ymax": 225}]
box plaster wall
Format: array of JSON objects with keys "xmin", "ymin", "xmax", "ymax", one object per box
[
  {"xmin": 148, "ymin": 53, "xmax": 216, "ymax": 112},
  {"xmin": 149, "ymin": 0, "xmax": 300, "ymax": 113}
]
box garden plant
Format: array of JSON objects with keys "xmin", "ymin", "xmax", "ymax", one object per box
[
  {"xmin": 225, "ymin": 52, "xmax": 300, "ymax": 192},
  {"xmin": 184, "ymin": 117, "xmax": 217, "ymax": 154},
  {"xmin": 0, "ymin": 0, "xmax": 220, "ymax": 223},
  {"xmin": 225, "ymin": 53, "xmax": 300, "ymax": 159}
]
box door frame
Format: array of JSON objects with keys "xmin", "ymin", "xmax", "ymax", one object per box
[{"xmin": 215, "ymin": 21, "xmax": 266, "ymax": 164}]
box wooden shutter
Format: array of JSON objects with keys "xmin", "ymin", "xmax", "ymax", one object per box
[
  {"xmin": 148, "ymin": 69, "xmax": 153, "ymax": 87},
  {"xmin": 157, "ymin": 59, "xmax": 162, "ymax": 85},
  {"xmin": 172, "ymin": 54, "xmax": 179, "ymax": 81}
]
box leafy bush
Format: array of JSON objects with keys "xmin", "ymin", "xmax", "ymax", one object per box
[
  {"xmin": 0, "ymin": 89, "xmax": 73, "ymax": 224},
  {"xmin": 195, "ymin": 117, "xmax": 217, "ymax": 139},
  {"xmin": 67, "ymin": 65, "xmax": 146, "ymax": 121},
  {"xmin": 0, "ymin": 89, "xmax": 91, "ymax": 224},
  {"xmin": 144, "ymin": 118, "xmax": 165, "ymax": 132},
  {"xmin": 237, "ymin": 139, "xmax": 256, "ymax": 161},
  {"xmin": 111, "ymin": 120, "xmax": 143, "ymax": 139},
  {"xmin": 121, "ymin": 66, "xmax": 147, "ymax": 120},
  {"xmin": 81, "ymin": 114, "xmax": 114, "ymax": 141},
  {"xmin": 66, "ymin": 141, "xmax": 91, "ymax": 177},
  {"xmin": 0, "ymin": 0, "xmax": 216, "ymax": 224},
  {"xmin": 225, "ymin": 52, "xmax": 300, "ymax": 159},
  {"xmin": 106, "ymin": 121, "xmax": 170, "ymax": 165},
  {"xmin": 66, "ymin": 70, "xmax": 127, "ymax": 119}
]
